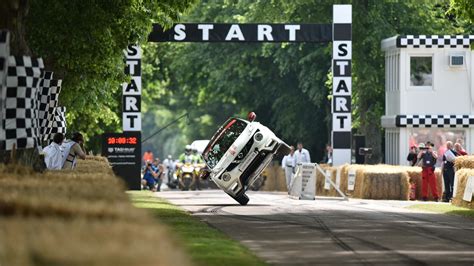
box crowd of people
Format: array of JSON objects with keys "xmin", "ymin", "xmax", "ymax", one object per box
[
  {"xmin": 141, "ymin": 145, "xmax": 205, "ymax": 192},
  {"xmin": 407, "ymin": 140, "xmax": 468, "ymax": 202},
  {"xmin": 42, "ymin": 132, "xmax": 87, "ymax": 170}
]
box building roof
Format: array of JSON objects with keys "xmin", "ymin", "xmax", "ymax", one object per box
[{"xmin": 382, "ymin": 35, "xmax": 474, "ymax": 50}]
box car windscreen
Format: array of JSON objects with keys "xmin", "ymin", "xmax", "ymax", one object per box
[{"xmin": 203, "ymin": 118, "xmax": 248, "ymax": 169}]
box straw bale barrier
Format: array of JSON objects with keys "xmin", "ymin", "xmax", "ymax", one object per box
[
  {"xmin": 454, "ymin": 155, "xmax": 474, "ymax": 170},
  {"xmin": 0, "ymin": 158, "xmax": 191, "ymax": 266},
  {"xmin": 262, "ymin": 162, "xmax": 448, "ymax": 200},
  {"xmin": 260, "ymin": 163, "xmax": 287, "ymax": 191},
  {"xmin": 451, "ymin": 169, "xmax": 474, "ymax": 209}
]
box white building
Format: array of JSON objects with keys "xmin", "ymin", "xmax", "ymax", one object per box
[{"xmin": 381, "ymin": 35, "xmax": 474, "ymax": 165}]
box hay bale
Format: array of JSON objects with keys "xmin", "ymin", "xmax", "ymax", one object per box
[
  {"xmin": 360, "ymin": 171, "xmax": 409, "ymax": 200},
  {"xmin": 455, "ymin": 155, "xmax": 474, "ymax": 170},
  {"xmin": 0, "ymin": 157, "xmax": 192, "ymax": 265},
  {"xmin": 405, "ymin": 167, "xmax": 442, "ymax": 200},
  {"xmin": 0, "ymin": 217, "xmax": 191, "ymax": 266},
  {"xmin": 451, "ymin": 169, "xmax": 474, "ymax": 209},
  {"xmin": 260, "ymin": 164, "xmax": 287, "ymax": 192},
  {"xmin": 315, "ymin": 165, "xmax": 336, "ymax": 196}
]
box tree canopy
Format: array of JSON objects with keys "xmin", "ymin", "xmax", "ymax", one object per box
[
  {"xmin": 1, "ymin": 0, "xmax": 196, "ymax": 151},
  {"xmin": 141, "ymin": 0, "xmax": 471, "ymax": 162}
]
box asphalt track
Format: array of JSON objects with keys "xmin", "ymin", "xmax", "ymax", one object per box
[{"xmin": 158, "ymin": 190, "xmax": 474, "ymax": 265}]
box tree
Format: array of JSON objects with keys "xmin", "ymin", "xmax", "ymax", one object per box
[
  {"xmin": 142, "ymin": 0, "xmax": 468, "ymax": 163},
  {"xmin": 450, "ymin": 0, "xmax": 474, "ymax": 22},
  {"xmin": 1, "ymin": 0, "xmax": 195, "ymax": 149}
]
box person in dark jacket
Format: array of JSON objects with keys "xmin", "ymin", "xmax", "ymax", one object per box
[
  {"xmin": 442, "ymin": 141, "xmax": 457, "ymax": 202},
  {"xmin": 407, "ymin": 145, "xmax": 418, "ymax": 166}
]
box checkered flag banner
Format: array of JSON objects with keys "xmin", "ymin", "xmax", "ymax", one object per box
[
  {"xmin": 50, "ymin": 106, "xmax": 66, "ymax": 135},
  {"xmin": 4, "ymin": 56, "xmax": 44, "ymax": 150},
  {"xmin": 0, "ymin": 30, "xmax": 10, "ymax": 150},
  {"xmin": 397, "ymin": 35, "xmax": 474, "ymax": 48},
  {"xmin": 38, "ymin": 71, "xmax": 63, "ymax": 141},
  {"xmin": 396, "ymin": 114, "xmax": 474, "ymax": 128}
]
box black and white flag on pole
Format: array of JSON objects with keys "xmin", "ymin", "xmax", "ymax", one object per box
[{"xmin": 4, "ymin": 56, "xmax": 44, "ymax": 150}]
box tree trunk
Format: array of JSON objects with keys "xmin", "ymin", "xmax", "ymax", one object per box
[
  {"xmin": 361, "ymin": 112, "xmax": 383, "ymax": 164},
  {"xmin": 1, "ymin": 0, "xmax": 45, "ymax": 171},
  {"xmin": 0, "ymin": 0, "xmax": 31, "ymax": 56}
]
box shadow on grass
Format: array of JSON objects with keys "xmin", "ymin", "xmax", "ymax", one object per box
[
  {"xmin": 446, "ymin": 209, "xmax": 474, "ymax": 219},
  {"xmin": 408, "ymin": 203, "xmax": 474, "ymax": 219},
  {"xmin": 128, "ymin": 191, "xmax": 266, "ymax": 266}
]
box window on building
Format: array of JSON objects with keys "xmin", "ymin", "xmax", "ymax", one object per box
[{"xmin": 410, "ymin": 56, "xmax": 432, "ymax": 87}]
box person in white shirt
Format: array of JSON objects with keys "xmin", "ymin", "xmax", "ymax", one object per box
[
  {"xmin": 43, "ymin": 133, "xmax": 64, "ymax": 170},
  {"xmin": 281, "ymin": 146, "xmax": 296, "ymax": 190},
  {"xmin": 295, "ymin": 142, "xmax": 311, "ymax": 164}
]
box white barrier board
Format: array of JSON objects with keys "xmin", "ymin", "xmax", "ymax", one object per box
[
  {"xmin": 348, "ymin": 169, "xmax": 356, "ymax": 191},
  {"xmin": 324, "ymin": 169, "xmax": 331, "ymax": 190},
  {"xmin": 289, "ymin": 163, "xmax": 316, "ymax": 200},
  {"xmin": 463, "ymin": 176, "xmax": 474, "ymax": 202}
]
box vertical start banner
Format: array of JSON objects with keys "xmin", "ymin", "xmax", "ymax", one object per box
[
  {"xmin": 332, "ymin": 5, "xmax": 352, "ymax": 166},
  {"xmin": 123, "ymin": 45, "xmax": 142, "ymax": 131},
  {"xmin": 103, "ymin": 45, "xmax": 142, "ymax": 190}
]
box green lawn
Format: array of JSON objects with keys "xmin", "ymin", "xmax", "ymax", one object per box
[
  {"xmin": 128, "ymin": 191, "xmax": 266, "ymax": 266},
  {"xmin": 407, "ymin": 204, "xmax": 474, "ymax": 219}
]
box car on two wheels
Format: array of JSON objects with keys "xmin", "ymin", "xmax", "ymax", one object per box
[{"xmin": 202, "ymin": 113, "xmax": 290, "ymax": 205}]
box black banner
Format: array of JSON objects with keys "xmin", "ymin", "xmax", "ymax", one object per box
[
  {"xmin": 148, "ymin": 23, "xmax": 332, "ymax": 43},
  {"xmin": 102, "ymin": 132, "xmax": 141, "ymax": 190}
]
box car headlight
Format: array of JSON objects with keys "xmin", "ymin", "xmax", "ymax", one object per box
[
  {"xmin": 222, "ymin": 172, "xmax": 231, "ymax": 182},
  {"xmin": 254, "ymin": 132, "xmax": 263, "ymax": 142}
]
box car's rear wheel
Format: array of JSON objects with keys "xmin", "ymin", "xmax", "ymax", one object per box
[{"xmin": 232, "ymin": 193, "xmax": 249, "ymax": 205}]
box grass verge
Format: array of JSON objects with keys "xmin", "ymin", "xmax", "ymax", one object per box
[
  {"xmin": 407, "ymin": 204, "xmax": 474, "ymax": 219},
  {"xmin": 128, "ymin": 191, "xmax": 266, "ymax": 266}
]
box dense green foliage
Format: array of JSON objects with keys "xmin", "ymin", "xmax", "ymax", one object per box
[
  {"xmin": 15, "ymin": 0, "xmax": 472, "ymax": 160},
  {"xmin": 24, "ymin": 0, "xmax": 196, "ymax": 150},
  {"xmin": 142, "ymin": 0, "xmax": 471, "ymax": 162}
]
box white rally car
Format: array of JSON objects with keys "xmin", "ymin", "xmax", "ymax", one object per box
[{"xmin": 202, "ymin": 113, "xmax": 290, "ymax": 205}]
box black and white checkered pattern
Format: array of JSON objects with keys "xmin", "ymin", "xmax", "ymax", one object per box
[
  {"xmin": 38, "ymin": 71, "xmax": 64, "ymax": 141},
  {"xmin": 396, "ymin": 35, "xmax": 474, "ymax": 48},
  {"xmin": 49, "ymin": 106, "xmax": 66, "ymax": 135},
  {"xmin": 0, "ymin": 30, "xmax": 10, "ymax": 150},
  {"xmin": 396, "ymin": 115, "xmax": 474, "ymax": 128},
  {"xmin": 4, "ymin": 56, "xmax": 44, "ymax": 150}
]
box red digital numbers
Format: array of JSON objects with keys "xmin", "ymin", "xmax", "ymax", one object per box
[{"xmin": 107, "ymin": 136, "xmax": 138, "ymax": 145}]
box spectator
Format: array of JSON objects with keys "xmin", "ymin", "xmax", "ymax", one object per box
[
  {"xmin": 417, "ymin": 142, "xmax": 439, "ymax": 201},
  {"xmin": 142, "ymin": 150, "xmax": 154, "ymax": 165},
  {"xmin": 142, "ymin": 160, "xmax": 157, "ymax": 191},
  {"xmin": 43, "ymin": 133, "xmax": 64, "ymax": 170},
  {"xmin": 407, "ymin": 145, "xmax": 418, "ymax": 166},
  {"xmin": 454, "ymin": 142, "xmax": 468, "ymax": 156},
  {"xmin": 281, "ymin": 146, "xmax": 296, "ymax": 191},
  {"xmin": 321, "ymin": 144, "xmax": 333, "ymax": 165},
  {"xmin": 61, "ymin": 132, "xmax": 86, "ymax": 170},
  {"xmin": 152, "ymin": 158, "xmax": 164, "ymax": 192},
  {"xmin": 295, "ymin": 142, "xmax": 311, "ymax": 164},
  {"xmin": 442, "ymin": 141, "xmax": 457, "ymax": 202},
  {"xmin": 163, "ymin": 155, "xmax": 176, "ymax": 184}
]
